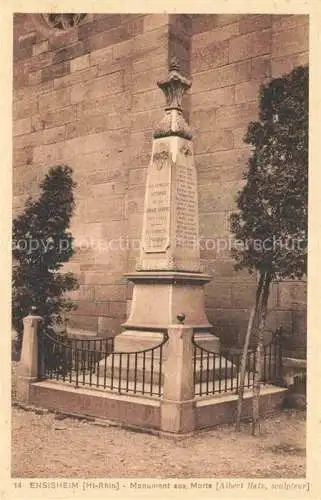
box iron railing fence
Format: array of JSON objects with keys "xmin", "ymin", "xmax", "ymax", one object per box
[
  {"xmin": 41, "ymin": 331, "xmax": 168, "ymax": 398},
  {"xmin": 193, "ymin": 329, "xmax": 283, "ymax": 397},
  {"xmin": 293, "ymin": 367, "xmax": 306, "ymax": 384}
]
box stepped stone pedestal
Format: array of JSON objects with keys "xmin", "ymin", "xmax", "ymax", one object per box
[{"xmin": 115, "ymin": 59, "xmax": 220, "ymax": 356}]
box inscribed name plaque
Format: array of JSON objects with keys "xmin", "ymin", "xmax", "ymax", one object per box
[
  {"xmin": 142, "ymin": 147, "xmax": 171, "ymax": 253},
  {"xmin": 174, "ymin": 145, "xmax": 198, "ymax": 250}
]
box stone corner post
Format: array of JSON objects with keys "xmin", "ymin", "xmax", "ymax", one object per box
[
  {"xmin": 160, "ymin": 320, "xmax": 196, "ymax": 434},
  {"xmin": 16, "ymin": 308, "xmax": 43, "ymax": 402}
]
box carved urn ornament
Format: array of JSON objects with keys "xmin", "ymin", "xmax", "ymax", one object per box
[
  {"xmin": 153, "ymin": 57, "xmax": 192, "ymax": 140},
  {"xmin": 41, "ymin": 13, "xmax": 87, "ymax": 30}
]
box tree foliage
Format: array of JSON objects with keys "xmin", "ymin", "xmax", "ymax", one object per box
[
  {"xmin": 230, "ymin": 65, "xmax": 308, "ymax": 434},
  {"xmin": 12, "ymin": 165, "xmax": 79, "ymax": 337},
  {"xmin": 231, "ymin": 65, "xmax": 308, "ymax": 281}
]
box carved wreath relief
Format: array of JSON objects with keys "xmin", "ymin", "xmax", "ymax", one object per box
[
  {"xmin": 179, "ymin": 144, "xmax": 192, "ymax": 157},
  {"xmin": 153, "ymin": 150, "xmax": 169, "ymax": 171}
]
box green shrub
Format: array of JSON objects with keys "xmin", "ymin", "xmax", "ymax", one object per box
[{"xmin": 12, "ymin": 165, "xmax": 79, "ymax": 344}]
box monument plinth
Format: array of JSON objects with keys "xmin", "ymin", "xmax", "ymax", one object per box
[{"xmin": 115, "ymin": 59, "xmax": 219, "ymax": 353}]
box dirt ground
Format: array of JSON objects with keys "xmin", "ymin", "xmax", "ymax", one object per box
[{"xmin": 11, "ymin": 405, "xmax": 306, "ymax": 478}]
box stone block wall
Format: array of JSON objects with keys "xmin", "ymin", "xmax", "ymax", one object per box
[
  {"xmin": 191, "ymin": 14, "xmax": 308, "ymax": 350},
  {"xmin": 13, "ymin": 13, "xmax": 190, "ymax": 336},
  {"xmin": 13, "ymin": 13, "xmax": 308, "ymax": 352}
]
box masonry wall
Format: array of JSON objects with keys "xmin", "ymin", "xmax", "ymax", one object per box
[
  {"xmin": 13, "ymin": 13, "xmax": 178, "ymax": 336},
  {"xmin": 12, "ymin": 13, "xmax": 308, "ymax": 353},
  {"xmin": 191, "ymin": 14, "xmax": 308, "ymax": 352}
]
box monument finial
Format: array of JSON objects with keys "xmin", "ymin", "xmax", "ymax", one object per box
[{"xmin": 153, "ymin": 57, "xmax": 192, "ymax": 140}]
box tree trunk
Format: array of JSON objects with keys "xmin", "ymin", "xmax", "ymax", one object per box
[
  {"xmin": 235, "ymin": 272, "xmax": 265, "ymax": 431},
  {"xmin": 252, "ymin": 272, "xmax": 272, "ymax": 436}
]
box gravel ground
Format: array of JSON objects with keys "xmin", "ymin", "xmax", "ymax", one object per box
[{"xmin": 11, "ymin": 405, "xmax": 306, "ymax": 478}]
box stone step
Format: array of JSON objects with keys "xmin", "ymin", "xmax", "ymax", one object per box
[
  {"xmin": 43, "ymin": 373, "xmax": 278, "ymax": 402},
  {"xmin": 196, "ymin": 385, "xmax": 288, "ymax": 428},
  {"xmin": 195, "ymin": 377, "xmax": 254, "ymax": 397},
  {"xmin": 29, "ymin": 379, "xmax": 288, "ymax": 432},
  {"xmin": 96, "ymin": 353, "xmax": 163, "ymax": 384},
  {"xmin": 193, "ymin": 357, "xmax": 236, "ymax": 382},
  {"xmin": 53, "ymin": 353, "xmax": 277, "ymax": 388},
  {"xmin": 94, "ymin": 353, "xmax": 237, "ymax": 383},
  {"xmin": 50, "ymin": 366, "xmax": 262, "ymax": 400},
  {"xmin": 47, "ymin": 372, "xmax": 163, "ymax": 398}
]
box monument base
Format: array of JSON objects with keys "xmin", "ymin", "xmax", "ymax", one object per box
[
  {"xmin": 114, "ymin": 271, "xmax": 220, "ymax": 353},
  {"xmin": 114, "ymin": 330, "xmax": 220, "ymax": 354}
]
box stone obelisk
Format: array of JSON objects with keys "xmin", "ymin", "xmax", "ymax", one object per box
[{"xmin": 115, "ymin": 59, "xmax": 219, "ymax": 352}]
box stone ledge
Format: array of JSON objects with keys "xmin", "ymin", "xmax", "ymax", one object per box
[
  {"xmin": 282, "ymin": 357, "xmax": 306, "ymax": 369},
  {"xmin": 196, "ymin": 385, "xmax": 287, "ymax": 429},
  {"xmin": 27, "ymin": 380, "xmax": 287, "ymax": 434},
  {"xmin": 30, "ymin": 380, "xmax": 161, "ymax": 430},
  {"xmin": 125, "ymin": 271, "xmax": 212, "ymax": 284},
  {"xmin": 32, "ymin": 380, "xmax": 160, "ymax": 405},
  {"xmin": 196, "ymin": 384, "xmax": 286, "ymax": 406}
]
